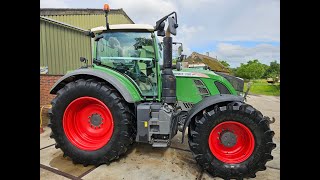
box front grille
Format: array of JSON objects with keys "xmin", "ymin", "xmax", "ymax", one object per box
[
  {"xmin": 214, "ymin": 72, "xmax": 244, "ymax": 92},
  {"xmin": 215, "ymin": 81, "xmax": 231, "ymax": 94},
  {"xmin": 198, "ymin": 87, "xmax": 209, "ymax": 94},
  {"xmin": 194, "ymin": 79, "xmax": 204, "ymax": 86},
  {"xmin": 193, "ymin": 79, "xmax": 210, "ymax": 97},
  {"xmin": 183, "ymin": 102, "xmax": 194, "ymax": 109}
]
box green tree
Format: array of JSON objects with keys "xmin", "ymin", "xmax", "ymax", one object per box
[
  {"xmin": 235, "ymin": 59, "xmax": 266, "ymax": 80},
  {"xmin": 264, "ymin": 60, "xmax": 280, "ymax": 79},
  {"xmin": 230, "ymin": 67, "xmax": 238, "ymax": 76},
  {"xmin": 261, "ymin": 64, "xmax": 270, "ymax": 78}
]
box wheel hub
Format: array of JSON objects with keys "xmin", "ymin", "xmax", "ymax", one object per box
[
  {"xmin": 208, "ymin": 121, "xmax": 255, "ymax": 164},
  {"xmin": 89, "ymin": 113, "xmax": 103, "ymax": 128},
  {"xmin": 63, "ymin": 96, "xmax": 114, "ymax": 151},
  {"xmin": 220, "ymin": 130, "xmax": 237, "ymax": 147}
]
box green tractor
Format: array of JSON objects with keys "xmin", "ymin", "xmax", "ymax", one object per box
[{"xmin": 49, "ymin": 4, "xmax": 276, "ymax": 179}]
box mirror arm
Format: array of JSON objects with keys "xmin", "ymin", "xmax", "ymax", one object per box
[{"xmin": 155, "ymin": 12, "xmax": 177, "ymax": 31}]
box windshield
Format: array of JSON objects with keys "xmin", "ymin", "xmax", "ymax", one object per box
[{"xmin": 96, "ymin": 32, "xmax": 157, "ymax": 97}]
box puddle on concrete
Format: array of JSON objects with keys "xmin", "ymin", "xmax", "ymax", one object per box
[
  {"xmin": 44, "ymin": 136, "xmax": 202, "ymax": 179},
  {"xmin": 49, "ymin": 152, "xmax": 93, "ymax": 177}
]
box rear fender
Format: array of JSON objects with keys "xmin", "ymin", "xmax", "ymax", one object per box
[{"xmin": 50, "ymin": 68, "xmax": 142, "ymax": 103}]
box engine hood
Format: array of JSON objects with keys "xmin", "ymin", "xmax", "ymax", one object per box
[{"xmin": 173, "ymin": 68, "xmax": 244, "ymax": 94}]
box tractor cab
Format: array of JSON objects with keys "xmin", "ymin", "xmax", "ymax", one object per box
[
  {"xmin": 90, "ymin": 25, "xmax": 158, "ymax": 97},
  {"xmin": 86, "ymin": 5, "xmax": 179, "ymax": 103}
]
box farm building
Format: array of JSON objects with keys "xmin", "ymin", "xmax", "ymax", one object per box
[
  {"xmin": 40, "ymin": 8, "xmax": 134, "ymax": 106},
  {"xmin": 185, "ymin": 52, "xmax": 230, "ymax": 73}
]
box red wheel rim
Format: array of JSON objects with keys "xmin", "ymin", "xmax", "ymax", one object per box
[
  {"xmin": 63, "ymin": 97, "xmax": 114, "ymax": 151},
  {"xmin": 208, "ymin": 121, "xmax": 255, "ymax": 163}
]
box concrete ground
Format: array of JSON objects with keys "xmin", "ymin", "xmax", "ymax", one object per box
[{"xmin": 40, "ymin": 95, "xmax": 280, "ymax": 180}]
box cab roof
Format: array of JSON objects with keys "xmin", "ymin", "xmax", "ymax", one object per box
[{"xmin": 90, "ymin": 24, "xmax": 155, "ymax": 33}]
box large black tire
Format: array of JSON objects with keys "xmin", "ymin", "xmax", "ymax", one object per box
[
  {"xmin": 49, "ymin": 79, "xmax": 135, "ymax": 166},
  {"xmin": 188, "ymin": 102, "xmax": 276, "ymax": 179}
]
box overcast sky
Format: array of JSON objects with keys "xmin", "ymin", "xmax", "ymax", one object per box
[{"xmin": 41, "ymin": 0, "xmax": 280, "ymax": 68}]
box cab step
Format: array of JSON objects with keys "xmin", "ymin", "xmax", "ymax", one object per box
[{"xmin": 152, "ymin": 139, "xmax": 170, "ymax": 147}]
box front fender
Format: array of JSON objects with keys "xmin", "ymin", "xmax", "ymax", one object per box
[
  {"xmin": 50, "ymin": 68, "xmax": 142, "ymax": 103},
  {"xmin": 181, "ymin": 94, "xmax": 244, "ymax": 142}
]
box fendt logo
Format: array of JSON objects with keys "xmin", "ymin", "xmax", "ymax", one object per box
[{"xmin": 173, "ymin": 72, "xmax": 209, "ymax": 78}]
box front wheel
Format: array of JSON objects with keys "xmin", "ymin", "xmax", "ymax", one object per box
[{"xmin": 188, "ymin": 102, "xmax": 276, "ymax": 179}]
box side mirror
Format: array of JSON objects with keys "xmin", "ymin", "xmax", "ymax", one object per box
[
  {"xmin": 177, "ymin": 45, "xmax": 183, "ymax": 56},
  {"xmin": 80, "ymin": 57, "xmax": 88, "ymax": 63},
  {"xmin": 168, "ymin": 16, "xmax": 178, "ymax": 35},
  {"xmin": 157, "ymin": 22, "xmax": 165, "ymax": 37},
  {"xmin": 178, "ymin": 54, "xmax": 186, "ymax": 62},
  {"xmin": 176, "ymin": 62, "xmax": 182, "ymax": 71},
  {"xmin": 80, "ymin": 57, "xmax": 88, "ymax": 68},
  {"xmin": 155, "ymin": 12, "xmax": 178, "ymax": 36}
]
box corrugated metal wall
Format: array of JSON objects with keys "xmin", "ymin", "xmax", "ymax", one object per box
[
  {"xmin": 40, "ymin": 19, "xmax": 91, "ymax": 75},
  {"xmin": 44, "ymin": 14, "xmax": 131, "ymax": 30},
  {"xmin": 40, "ymin": 10, "xmax": 133, "ymax": 75}
]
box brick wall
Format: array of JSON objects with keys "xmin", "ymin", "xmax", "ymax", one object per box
[{"xmin": 40, "ymin": 75, "xmax": 63, "ymax": 106}]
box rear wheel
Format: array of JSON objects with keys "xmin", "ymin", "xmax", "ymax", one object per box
[
  {"xmin": 188, "ymin": 102, "xmax": 276, "ymax": 179},
  {"xmin": 49, "ymin": 79, "xmax": 135, "ymax": 166}
]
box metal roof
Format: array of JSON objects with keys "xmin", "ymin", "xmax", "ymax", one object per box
[
  {"xmin": 40, "ymin": 16, "xmax": 87, "ymax": 32},
  {"xmin": 40, "ymin": 8, "xmax": 134, "ymax": 24}
]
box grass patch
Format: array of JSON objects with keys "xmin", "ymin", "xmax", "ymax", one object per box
[{"xmin": 244, "ymin": 79, "xmax": 280, "ymax": 96}]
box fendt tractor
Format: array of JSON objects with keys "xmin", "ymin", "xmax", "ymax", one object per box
[{"xmin": 48, "ymin": 4, "xmax": 276, "ymax": 179}]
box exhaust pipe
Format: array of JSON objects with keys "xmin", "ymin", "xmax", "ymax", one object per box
[{"xmin": 161, "ymin": 36, "xmax": 176, "ymax": 104}]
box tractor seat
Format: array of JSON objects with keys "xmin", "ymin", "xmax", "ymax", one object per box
[{"xmin": 108, "ymin": 37, "xmax": 124, "ymax": 57}]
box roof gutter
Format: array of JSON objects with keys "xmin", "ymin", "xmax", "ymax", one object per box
[
  {"xmin": 40, "ymin": 8, "xmax": 134, "ymax": 24},
  {"xmin": 40, "ymin": 16, "xmax": 87, "ymax": 32}
]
